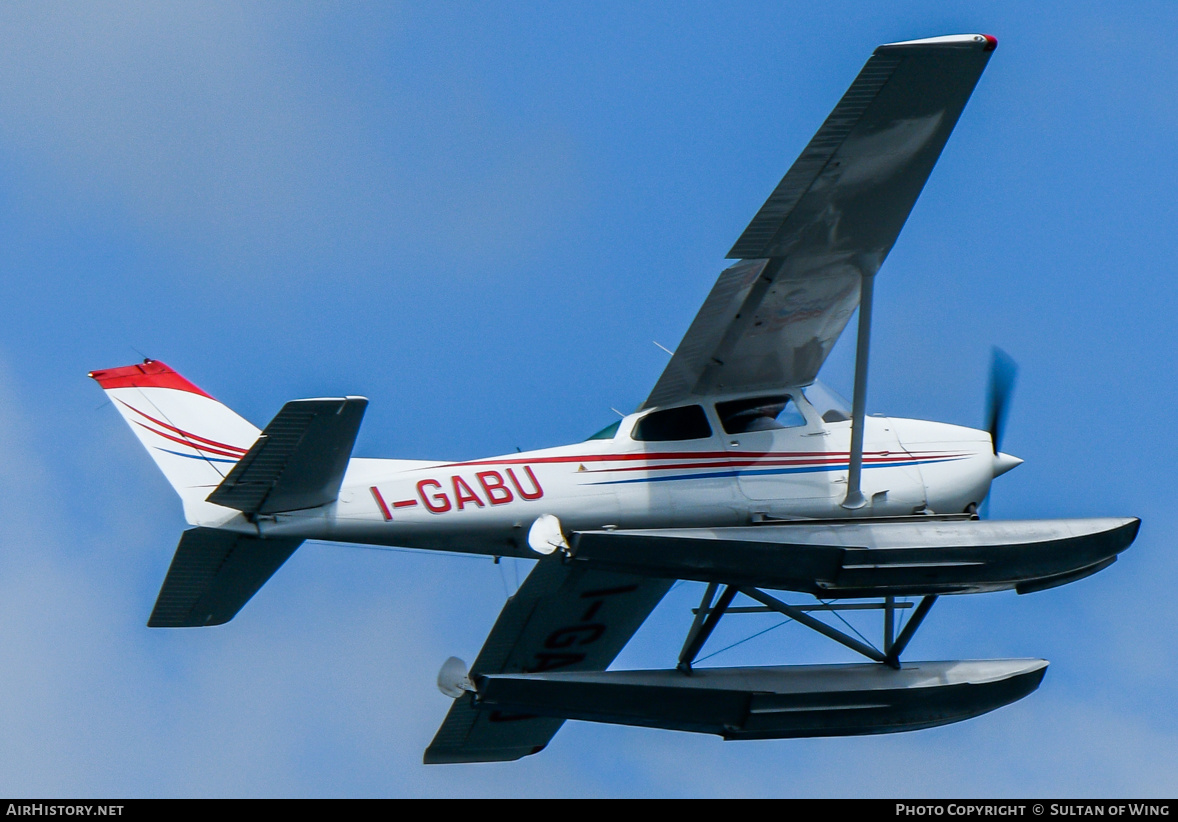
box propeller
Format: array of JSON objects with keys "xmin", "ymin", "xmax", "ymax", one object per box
[
  {"xmin": 985, "ymin": 347, "xmax": 1018, "ymax": 455},
  {"xmin": 979, "ymin": 348, "xmax": 1021, "ymax": 518}
]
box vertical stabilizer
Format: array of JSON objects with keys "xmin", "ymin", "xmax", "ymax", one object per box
[{"xmin": 89, "ymin": 360, "xmax": 260, "ymax": 525}]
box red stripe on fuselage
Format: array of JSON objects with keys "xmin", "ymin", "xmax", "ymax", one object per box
[
  {"xmin": 444, "ymin": 449, "xmax": 967, "ymax": 472},
  {"xmin": 446, "ymin": 450, "xmax": 873, "ymax": 468},
  {"xmin": 580, "ymin": 452, "xmax": 966, "ymax": 474}
]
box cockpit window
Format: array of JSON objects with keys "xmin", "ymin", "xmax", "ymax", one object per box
[
  {"xmin": 585, "ymin": 420, "xmax": 621, "ymax": 441},
  {"xmin": 631, "ymin": 405, "xmax": 712, "ymax": 441},
  {"xmin": 716, "ymin": 395, "xmax": 806, "ymax": 434}
]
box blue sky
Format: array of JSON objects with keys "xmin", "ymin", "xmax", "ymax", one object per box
[{"xmin": 0, "ymin": 1, "xmax": 1175, "ymax": 797}]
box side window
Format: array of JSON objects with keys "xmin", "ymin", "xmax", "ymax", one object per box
[
  {"xmin": 631, "ymin": 405, "xmax": 712, "ymax": 441},
  {"xmin": 716, "ymin": 396, "xmax": 806, "ymax": 435}
]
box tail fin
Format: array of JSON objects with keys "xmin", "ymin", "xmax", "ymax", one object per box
[{"xmin": 89, "ymin": 360, "xmax": 260, "ymax": 525}]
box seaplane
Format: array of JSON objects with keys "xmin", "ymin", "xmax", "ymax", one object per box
[{"xmin": 90, "ymin": 34, "xmax": 1138, "ymax": 764}]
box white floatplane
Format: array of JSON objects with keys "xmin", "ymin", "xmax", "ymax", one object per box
[{"xmin": 91, "ymin": 34, "xmax": 1138, "ymax": 763}]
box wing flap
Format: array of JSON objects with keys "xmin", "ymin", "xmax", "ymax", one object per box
[
  {"xmin": 147, "ymin": 527, "xmax": 302, "ymax": 627},
  {"xmin": 206, "ymin": 397, "xmax": 367, "ymax": 515},
  {"xmin": 424, "ymin": 558, "xmax": 672, "ymax": 764}
]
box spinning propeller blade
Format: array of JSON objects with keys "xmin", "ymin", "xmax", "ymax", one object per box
[
  {"xmin": 986, "ymin": 347, "xmax": 1018, "ymax": 455},
  {"xmin": 980, "ymin": 347, "xmax": 1020, "ymax": 518}
]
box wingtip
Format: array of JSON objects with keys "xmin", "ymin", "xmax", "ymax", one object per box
[{"xmin": 878, "ymin": 34, "xmax": 997, "ymax": 52}]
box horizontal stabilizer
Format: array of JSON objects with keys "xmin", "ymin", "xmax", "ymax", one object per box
[
  {"xmin": 207, "ymin": 397, "xmax": 367, "ymax": 515},
  {"xmin": 473, "ymin": 659, "xmax": 1046, "ymax": 740},
  {"xmin": 570, "ymin": 517, "xmax": 1139, "ymax": 598},
  {"xmin": 148, "ymin": 527, "xmax": 303, "ymax": 627}
]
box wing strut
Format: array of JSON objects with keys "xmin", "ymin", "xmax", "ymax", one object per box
[{"xmin": 843, "ymin": 267, "xmax": 876, "ymax": 509}]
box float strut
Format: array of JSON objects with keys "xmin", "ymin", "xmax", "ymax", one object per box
[
  {"xmin": 739, "ymin": 587, "xmax": 887, "ymax": 664},
  {"xmin": 884, "ymin": 595, "xmax": 938, "ymax": 668},
  {"xmin": 677, "ymin": 584, "xmax": 736, "ymax": 674}
]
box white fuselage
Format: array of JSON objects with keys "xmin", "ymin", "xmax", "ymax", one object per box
[{"xmin": 236, "ymin": 395, "xmax": 1000, "ymax": 559}]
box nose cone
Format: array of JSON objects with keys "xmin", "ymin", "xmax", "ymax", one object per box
[{"xmin": 993, "ymin": 452, "xmax": 1023, "ymax": 478}]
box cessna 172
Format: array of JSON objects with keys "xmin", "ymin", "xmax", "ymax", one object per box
[{"xmin": 91, "ymin": 34, "xmax": 1138, "ymax": 764}]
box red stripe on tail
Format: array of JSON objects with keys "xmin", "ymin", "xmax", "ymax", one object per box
[
  {"xmin": 88, "ymin": 360, "xmax": 214, "ymax": 400},
  {"xmin": 117, "ymin": 400, "xmax": 249, "ymax": 455}
]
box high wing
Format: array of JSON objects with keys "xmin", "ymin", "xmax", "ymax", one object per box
[
  {"xmin": 424, "ymin": 557, "xmax": 672, "ymax": 764},
  {"xmin": 644, "ymin": 34, "xmax": 996, "ymax": 409}
]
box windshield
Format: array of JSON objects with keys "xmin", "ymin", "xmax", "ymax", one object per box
[
  {"xmin": 585, "ymin": 420, "xmax": 621, "ymax": 441},
  {"xmin": 804, "ymin": 381, "xmax": 852, "ymax": 423}
]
